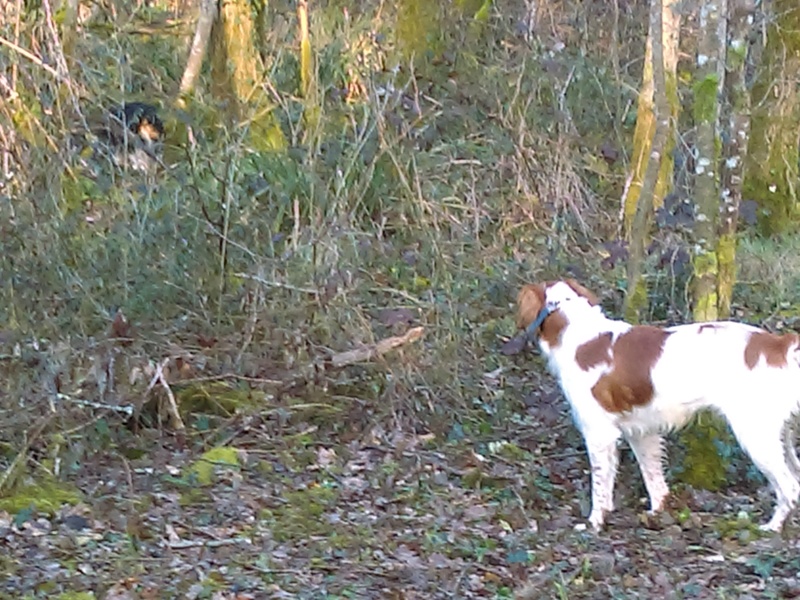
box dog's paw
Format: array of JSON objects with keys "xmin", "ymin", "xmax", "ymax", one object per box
[
  {"xmin": 588, "ymin": 511, "xmax": 606, "ymax": 531},
  {"xmin": 758, "ymin": 521, "xmax": 783, "ymax": 534}
]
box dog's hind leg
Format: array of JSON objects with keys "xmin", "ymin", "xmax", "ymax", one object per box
[
  {"xmin": 628, "ymin": 432, "xmax": 670, "ymax": 514},
  {"xmin": 728, "ymin": 413, "xmax": 800, "ymax": 532}
]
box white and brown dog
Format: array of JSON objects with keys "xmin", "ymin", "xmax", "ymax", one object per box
[{"xmin": 517, "ymin": 279, "xmax": 800, "ymax": 532}]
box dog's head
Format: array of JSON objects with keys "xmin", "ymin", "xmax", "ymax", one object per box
[
  {"xmin": 516, "ymin": 279, "xmax": 598, "ymax": 346},
  {"xmin": 108, "ymin": 102, "xmax": 164, "ymax": 146}
]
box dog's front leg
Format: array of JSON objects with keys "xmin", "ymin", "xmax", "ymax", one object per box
[{"xmin": 585, "ymin": 432, "xmax": 620, "ymax": 530}]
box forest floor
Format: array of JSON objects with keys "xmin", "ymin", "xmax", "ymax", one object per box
[{"xmin": 3, "ymin": 358, "xmax": 800, "ymax": 600}]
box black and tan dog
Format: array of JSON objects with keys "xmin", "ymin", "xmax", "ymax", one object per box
[{"xmin": 74, "ymin": 101, "xmax": 165, "ymax": 173}]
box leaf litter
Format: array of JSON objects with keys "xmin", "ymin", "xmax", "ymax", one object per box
[
  {"xmin": 2, "ymin": 403, "xmax": 800, "ymax": 600},
  {"xmin": 3, "ymin": 330, "xmax": 800, "ymax": 599}
]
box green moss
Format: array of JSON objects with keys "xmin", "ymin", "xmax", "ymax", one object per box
[
  {"xmin": 177, "ymin": 382, "xmax": 264, "ymax": 417},
  {"xmin": 676, "ymin": 413, "xmax": 729, "ymax": 491},
  {"xmin": 694, "ymin": 247, "xmax": 718, "ymax": 274},
  {"xmin": 265, "ymin": 484, "xmax": 341, "ymax": 542},
  {"xmin": 727, "ymin": 40, "xmax": 747, "ymax": 69},
  {"xmin": 623, "ymin": 277, "xmax": 649, "ymax": 324},
  {"xmin": 693, "ymin": 249, "xmax": 719, "ymax": 320},
  {"xmin": 744, "ymin": 1, "xmax": 800, "ymax": 236},
  {"xmin": 185, "ymin": 447, "xmax": 241, "ymax": 486},
  {"xmin": 0, "ymin": 480, "xmax": 82, "ymax": 515},
  {"xmin": 396, "ymin": 0, "xmax": 441, "ymax": 63},
  {"xmin": 714, "ymin": 511, "xmax": 762, "ymax": 543},
  {"xmin": 693, "ymin": 73, "xmax": 720, "ymax": 123},
  {"xmin": 716, "ymin": 233, "xmax": 737, "ymax": 318},
  {"xmin": 249, "ymin": 107, "xmax": 288, "ymax": 152},
  {"xmin": 624, "ymin": 71, "xmax": 678, "ymax": 235},
  {"xmin": 53, "ymin": 593, "xmax": 95, "ymax": 600},
  {"xmin": 657, "ymin": 71, "xmax": 679, "ymax": 207}
]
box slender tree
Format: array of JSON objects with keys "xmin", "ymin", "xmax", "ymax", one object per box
[
  {"xmin": 621, "ymin": 0, "xmax": 680, "ymax": 238},
  {"xmin": 623, "ymin": 0, "xmax": 673, "ymax": 323},
  {"xmin": 297, "ymin": 0, "xmax": 318, "ymax": 134},
  {"xmin": 691, "ymin": 0, "xmax": 727, "ymax": 322},
  {"xmin": 176, "ymin": 0, "xmax": 217, "ymax": 108},
  {"xmin": 717, "ymin": 0, "xmax": 754, "ymax": 318}
]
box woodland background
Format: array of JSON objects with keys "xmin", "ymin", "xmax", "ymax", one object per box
[{"xmin": 1, "ymin": 0, "xmax": 800, "ymax": 598}]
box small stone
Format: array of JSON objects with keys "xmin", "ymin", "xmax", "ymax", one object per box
[
  {"xmin": 63, "ymin": 514, "xmax": 90, "ymax": 531},
  {"xmin": 591, "ymin": 553, "xmax": 616, "ymax": 579}
]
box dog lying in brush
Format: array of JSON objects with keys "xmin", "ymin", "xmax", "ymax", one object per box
[
  {"xmin": 73, "ymin": 102, "xmax": 164, "ymax": 173},
  {"xmin": 517, "ymin": 279, "xmax": 800, "ymax": 532}
]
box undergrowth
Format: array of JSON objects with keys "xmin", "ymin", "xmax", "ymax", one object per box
[{"xmin": 0, "ymin": 0, "xmax": 792, "ymax": 516}]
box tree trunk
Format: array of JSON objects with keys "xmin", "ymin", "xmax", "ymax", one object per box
[
  {"xmin": 717, "ymin": 0, "xmax": 754, "ymax": 319},
  {"xmin": 691, "ymin": 0, "xmax": 727, "ymax": 323},
  {"xmin": 679, "ymin": 0, "xmax": 730, "ymax": 495},
  {"xmin": 623, "ymin": 0, "xmax": 673, "ymax": 323},
  {"xmin": 210, "ymin": 0, "xmax": 285, "ymax": 151},
  {"xmin": 396, "ymin": 0, "xmax": 441, "ymax": 67},
  {"xmin": 744, "ymin": 0, "xmax": 800, "ymax": 236},
  {"xmin": 297, "ymin": 0, "xmax": 318, "ymax": 134},
  {"xmin": 176, "ymin": 0, "xmax": 217, "ymax": 107},
  {"xmin": 621, "ymin": 0, "xmax": 680, "ymax": 239}
]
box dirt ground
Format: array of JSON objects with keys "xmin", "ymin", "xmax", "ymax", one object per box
[{"xmin": 3, "ymin": 368, "xmax": 800, "ymax": 600}]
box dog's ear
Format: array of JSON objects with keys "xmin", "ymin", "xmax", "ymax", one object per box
[
  {"xmin": 565, "ymin": 279, "xmax": 599, "ymax": 306},
  {"xmin": 517, "ymin": 283, "xmax": 546, "ymax": 330}
]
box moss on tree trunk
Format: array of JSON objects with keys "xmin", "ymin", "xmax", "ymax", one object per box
[
  {"xmin": 210, "ymin": 0, "xmax": 285, "ymax": 151},
  {"xmin": 717, "ymin": 0, "xmax": 753, "ymax": 319},
  {"xmin": 623, "ymin": 0, "xmax": 680, "ymax": 323},
  {"xmin": 691, "ymin": 0, "xmax": 725, "ymax": 323},
  {"xmin": 621, "ymin": 1, "xmax": 679, "ymax": 239},
  {"xmin": 744, "ymin": 0, "xmax": 800, "ymax": 236},
  {"xmin": 396, "ymin": 0, "xmax": 441, "ymax": 68},
  {"xmin": 716, "ymin": 233, "xmax": 737, "ymax": 317}
]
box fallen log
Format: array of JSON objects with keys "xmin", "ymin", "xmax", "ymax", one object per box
[{"xmin": 330, "ymin": 326, "xmax": 425, "ymax": 368}]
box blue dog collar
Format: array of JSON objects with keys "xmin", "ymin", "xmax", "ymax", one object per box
[{"xmin": 526, "ymin": 305, "xmax": 552, "ymax": 338}]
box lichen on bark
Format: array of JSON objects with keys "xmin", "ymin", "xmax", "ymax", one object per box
[
  {"xmin": 690, "ymin": 0, "xmax": 725, "ymax": 323},
  {"xmin": 744, "ymin": 0, "xmax": 800, "ymax": 236}
]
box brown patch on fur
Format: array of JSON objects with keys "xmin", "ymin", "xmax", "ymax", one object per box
[
  {"xmin": 575, "ymin": 332, "xmax": 613, "ymax": 370},
  {"xmin": 590, "ymin": 326, "xmax": 672, "ymax": 413},
  {"xmin": 138, "ymin": 119, "xmax": 161, "ymax": 142},
  {"xmin": 698, "ymin": 323, "xmax": 721, "ymax": 333},
  {"xmin": 516, "ymin": 282, "xmax": 568, "ymax": 348},
  {"xmin": 565, "ymin": 279, "xmax": 599, "ymax": 306},
  {"xmin": 516, "ymin": 284, "xmax": 546, "ymax": 330},
  {"xmin": 744, "ymin": 331, "xmax": 799, "ymax": 369}
]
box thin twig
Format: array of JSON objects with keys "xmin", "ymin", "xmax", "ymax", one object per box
[
  {"xmin": 236, "ymin": 279, "xmax": 263, "ymax": 366},
  {"xmin": 145, "ymin": 358, "xmax": 186, "ymax": 432},
  {"xmin": 167, "ymin": 537, "xmax": 250, "ymax": 549},
  {"xmin": 56, "ymin": 392, "xmax": 134, "ymax": 416},
  {"xmin": 0, "ymin": 36, "xmax": 65, "ymax": 81}
]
